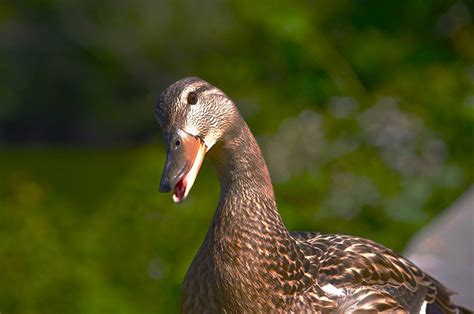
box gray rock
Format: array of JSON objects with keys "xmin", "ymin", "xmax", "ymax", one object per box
[{"xmin": 404, "ymin": 186, "xmax": 474, "ymax": 309}]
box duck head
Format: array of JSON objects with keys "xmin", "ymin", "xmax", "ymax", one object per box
[{"xmin": 155, "ymin": 77, "xmax": 238, "ymax": 203}]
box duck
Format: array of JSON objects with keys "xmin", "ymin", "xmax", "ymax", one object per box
[{"xmin": 155, "ymin": 77, "xmax": 471, "ymax": 313}]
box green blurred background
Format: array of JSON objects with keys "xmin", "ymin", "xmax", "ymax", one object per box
[{"xmin": 1, "ymin": 1, "xmax": 473, "ymax": 313}]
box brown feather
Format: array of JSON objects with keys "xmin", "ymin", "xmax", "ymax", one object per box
[{"xmin": 155, "ymin": 77, "xmax": 471, "ymax": 313}]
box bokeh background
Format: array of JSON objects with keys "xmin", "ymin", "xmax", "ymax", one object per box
[{"xmin": 1, "ymin": 1, "xmax": 473, "ymax": 313}]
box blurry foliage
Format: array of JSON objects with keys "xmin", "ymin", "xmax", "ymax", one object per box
[{"xmin": 0, "ymin": 0, "xmax": 473, "ymax": 313}]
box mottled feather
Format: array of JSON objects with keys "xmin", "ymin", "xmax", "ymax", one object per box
[{"xmin": 156, "ymin": 77, "xmax": 471, "ymax": 314}]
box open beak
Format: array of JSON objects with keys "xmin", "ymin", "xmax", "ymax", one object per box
[{"xmin": 159, "ymin": 128, "xmax": 206, "ymax": 203}]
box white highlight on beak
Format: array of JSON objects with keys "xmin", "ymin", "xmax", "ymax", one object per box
[{"xmin": 172, "ymin": 142, "xmax": 206, "ymax": 203}]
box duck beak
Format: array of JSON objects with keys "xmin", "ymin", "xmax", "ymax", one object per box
[{"xmin": 159, "ymin": 129, "xmax": 206, "ymax": 203}]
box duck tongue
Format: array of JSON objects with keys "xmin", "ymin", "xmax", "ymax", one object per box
[{"xmin": 172, "ymin": 177, "xmax": 187, "ymax": 203}]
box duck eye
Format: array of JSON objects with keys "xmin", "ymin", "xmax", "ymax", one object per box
[
  {"xmin": 187, "ymin": 92, "xmax": 198, "ymax": 105},
  {"xmin": 174, "ymin": 139, "xmax": 181, "ymax": 147}
]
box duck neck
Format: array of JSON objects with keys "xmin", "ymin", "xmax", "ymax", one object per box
[
  {"xmin": 206, "ymin": 116, "xmax": 300, "ymax": 293},
  {"xmin": 208, "ymin": 117, "xmax": 287, "ymax": 240}
]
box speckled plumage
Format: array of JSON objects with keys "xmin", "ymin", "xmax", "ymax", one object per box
[{"xmin": 156, "ymin": 77, "xmax": 471, "ymax": 314}]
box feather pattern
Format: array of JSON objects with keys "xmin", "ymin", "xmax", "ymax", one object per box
[
  {"xmin": 290, "ymin": 232, "xmax": 459, "ymax": 312},
  {"xmin": 155, "ymin": 77, "xmax": 471, "ymax": 314}
]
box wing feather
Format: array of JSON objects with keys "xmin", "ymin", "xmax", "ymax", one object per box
[{"xmin": 290, "ymin": 232, "xmax": 459, "ymax": 313}]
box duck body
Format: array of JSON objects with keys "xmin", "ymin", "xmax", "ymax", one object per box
[
  {"xmin": 183, "ymin": 232, "xmax": 442, "ymax": 313},
  {"xmin": 155, "ymin": 77, "xmax": 471, "ymax": 313}
]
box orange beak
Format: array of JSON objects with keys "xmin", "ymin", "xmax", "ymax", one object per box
[{"xmin": 159, "ymin": 129, "xmax": 206, "ymax": 203}]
